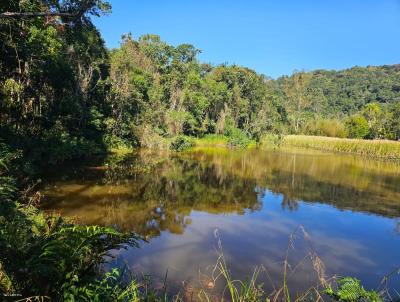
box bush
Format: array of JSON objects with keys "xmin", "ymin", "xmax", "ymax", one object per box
[
  {"xmin": 346, "ymin": 115, "xmax": 370, "ymax": 139},
  {"xmin": 225, "ymin": 127, "xmax": 252, "ymax": 148},
  {"xmin": 170, "ymin": 135, "xmax": 195, "ymax": 152}
]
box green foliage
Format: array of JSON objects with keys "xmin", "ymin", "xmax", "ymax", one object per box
[
  {"xmin": 279, "ymin": 66, "xmax": 400, "ymax": 116},
  {"xmin": 226, "ymin": 127, "xmax": 252, "ymax": 148},
  {"xmin": 2, "ymin": 11, "xmax": 400, "ymax": 168},
  {"xmin": 193, "ymin": 134, "xmax": 229, "ymax": 147},
  {"xmin": 384, "ymin": 102, "xmax": 400, "ymax": 140},
  {"xmin": 198, "ymin": 253, "xmax": 266, "ymax": 302},
  {"xmin": 325, "ymin": 277, "xmax": 383, "ymax": 302},
  {"xmin": 346, "ymin": 115, "xmax": 370, "ymax": 139},
  {"xmin": 62, "ymin": 269, "xmax": 143, "ymax": 302},
  {"xmin": 0, "ymin": 0, "xmax": 111, "ymax": 165},
  {"xmin": 1, "ymin": 0, "xmax": 400, "ymax": 169},
  {"xmin": 0, "ymin": 144, "xmax": 141, "ymax": 300},
  {"xmin": 361, "ymin": 103, "xmax": 383, "ymax": 139},
  {"xmin": 0, "ymin": 200, "xmax": 140, "ymax": 299},
  {"xmin": 170, "ymin": 136, "xmax": 195, "ymax": 152},
  {"xmin": 107, "ymin": 36, "xmax": 283, "ymax": 145},
  {"xmin": 0, "ymin": 143, "xmax": 19, "ymax": 204},
  {"xmin": 106, "ymin": 35, "xmax": 400, "ymax": 145}
]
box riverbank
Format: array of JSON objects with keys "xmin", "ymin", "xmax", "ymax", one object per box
[
  {"xmin": 193, "ymin": 134, "xmax": 256, "ymax": 148},
  {"xmin": 191, "ymin": 134, "xmax": 400, "ymax": 160},
  {"xmin": 277, "ymin": 135, "xmax": 400, "ymax": 160},
  {"xmin": 108, "ymin": 134, "xmax": 400, "ymax": 161}
]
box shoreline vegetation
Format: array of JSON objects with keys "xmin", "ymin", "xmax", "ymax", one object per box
[
  {"xmin": 166, "ymin": 134, "xmax": 400, "ymax": 161},
  {"xmin": 280, "ymin": 135, "xmax": 400, "ymax": 160}
]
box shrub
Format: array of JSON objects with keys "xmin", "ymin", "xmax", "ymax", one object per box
[
  {"xmin": 346, "ymin": 115, "xmax": 370, "ymax": 139},
  {"xmin": 170, "ymin": 135, "xmax": 195, "ymax": 152},
  {"xmin": 166, "ymin": 110, "xmax": 193, "ymax": 136},
  {"xmin": 226, "ymin": 127, "xmax": 252, "ymax": 148},
  {"xmin": 133, "ymin": 124, "xmax": 168, "ymax": 150}
]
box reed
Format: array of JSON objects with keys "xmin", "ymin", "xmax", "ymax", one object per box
[
  {"xmin": 282, "ymin": 135, "xmax": 400, "ymax": 159},
  {"xmin": 192, "ymin": 226, "xmax": 387, "ymax": 302}
]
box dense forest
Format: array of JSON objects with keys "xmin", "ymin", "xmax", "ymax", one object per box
[
  {"xmin": 0, "ymin": 1, "xmax": 397, "ymax": 301},
  {"xmin": 1, "ymin": 0, "xmax": 400, "ymax": 166}
]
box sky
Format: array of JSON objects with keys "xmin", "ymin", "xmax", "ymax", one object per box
[{"xmin": 93, "ymin": 0, "xmax": 400, "ymax": 78}]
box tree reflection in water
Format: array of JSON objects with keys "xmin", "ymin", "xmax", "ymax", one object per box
[{"xmin": 42, "ymin": 148, "xmax": 400, "ymax": 237}]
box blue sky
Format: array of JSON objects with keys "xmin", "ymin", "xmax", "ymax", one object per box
[{"xmin": 93, "ymin": 0, "xmax": 400, "ymax": 78}]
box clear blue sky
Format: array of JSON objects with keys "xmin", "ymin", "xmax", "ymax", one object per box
[{"xmin": 93, "ymin": 0, "xmax": 400, "ymax": 78}]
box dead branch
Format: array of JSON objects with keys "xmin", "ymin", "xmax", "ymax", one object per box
[{"xmin": 0, "ymin": 12, "xmax": 79, "ymax": 19}]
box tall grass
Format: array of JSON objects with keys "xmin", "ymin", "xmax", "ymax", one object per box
[
  {"xmin": 282, "ymin": 135, "xmax": 400, "ymax": 159},
  {"xmin": 193, "ymin": 134, "xmax": 257, "ymax": 149},
  {"xmin": 193, "ymin": 226, "xmax": 387, "ymax": 302},
  {"xmin": 193, "ymin": 135, "xmax": 230, "ymax": 147},
  {"xmin": 194, "ymin": 227, "xmax": 329, "ymax": 302}
]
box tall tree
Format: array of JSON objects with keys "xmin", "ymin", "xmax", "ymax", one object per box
[{"xmin": 282, "ymin": 71, "xmax": 312, "ymax": 133}]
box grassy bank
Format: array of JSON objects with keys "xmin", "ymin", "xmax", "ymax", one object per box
[
  {"xmin": 193, "ymin": 134, "xmax": 257, "ymax": 149},
  {"xmin": 111, "ymin": 134, "xmax": 400, "ymax": 160},
  {"xmin": 263, "ymin": 135, "xmax": 400, "ymax": 160},
  {"xmin": 193, "ymin": 134, "xmax": 229, "ymax": 147}
]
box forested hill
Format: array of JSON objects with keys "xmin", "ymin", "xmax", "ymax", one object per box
[
  {"xmin": 273, "ymin": 64, "xmax": 400, "ymax": 137},
  {"xmin": 278, "ymin": 64, "xmax": 400, "ymax": 116},
  {"xmin": 1, "ymin": 0, "xmax": 399, "ymax": 165}
]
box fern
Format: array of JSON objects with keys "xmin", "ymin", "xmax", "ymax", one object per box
[
  {"xmin": 0, "ymin": 145, "xmax": 142, "ymax": 299},
  {"xmin": 326, "ymin": 277, "xmax": 383, "ymax": 302}
]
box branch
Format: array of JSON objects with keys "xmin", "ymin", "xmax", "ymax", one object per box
[{"xmin": 0, "ymin": 12, "xmax": 80, "ymax": 19}]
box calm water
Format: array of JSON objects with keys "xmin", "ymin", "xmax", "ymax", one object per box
[{"xmin": 42, "ymin": 147, "xmax": 400, "ymax": 294}]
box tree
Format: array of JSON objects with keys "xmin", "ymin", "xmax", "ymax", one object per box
[
  {"xmin": 361, "ymin": 102, "xmax": 383, "ymax": 139},
  {"xmin": 346, "ymin": 115, "xmax": 370, "ymax": 139},
  {"xmin": 282, "ymin": 71, "xmax": 313, "ymax": 133},
  {"xmin": 385, "ymin": 102, "xmax": 400, "ymax": 140},
  {"xmin": 0, "ymin": 0, "xmax": 111, "ymax": 163}
]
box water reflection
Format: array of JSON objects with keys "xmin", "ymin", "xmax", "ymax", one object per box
[
  {"xmin": 41, "ymin": 147, "xmax": 400, "ymax": 292},
  {"xmin": 42, "ymin": 150, "xmax": 263, "ymax": 236},
  {"xmin": 43, "ymin": 148, "xmax": 400, "ymax": 234}
]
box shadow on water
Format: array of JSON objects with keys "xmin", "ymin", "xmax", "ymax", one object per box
[{"xmin": 40, "ymin": 147, "xmax": 400, "ymax": 294}]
